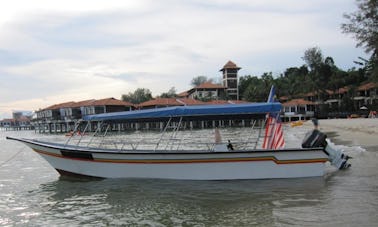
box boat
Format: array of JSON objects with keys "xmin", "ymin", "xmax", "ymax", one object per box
[{"xmin": 6, "ymin": 101, "xmax": 351, "ymax": 180}]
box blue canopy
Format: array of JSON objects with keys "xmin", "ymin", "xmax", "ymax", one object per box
[{"xmin": 83, "ymin": 102, "xmax": 282, "ymax": 122}]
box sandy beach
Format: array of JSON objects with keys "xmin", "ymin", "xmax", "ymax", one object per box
[{"xmin": 301, "ymin": 118, "xmax": 378, "ymax": 148}]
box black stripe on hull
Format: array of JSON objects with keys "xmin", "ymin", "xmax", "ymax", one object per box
[
  {"xmin": 60, "ymin": 149, "xmax": 94, "ymax": 160},
  {"xmin": 55, "ymin": 169, "xmax": 103, "ymax": 179}
]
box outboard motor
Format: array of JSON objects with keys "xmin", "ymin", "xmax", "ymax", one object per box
[
  {"xmin": 302, "ymin": 129, "xmax": 351, "ymax": 170},
  {"xmin": 302, "ymin": 129, "xmax": 327, "ymax": 148}
]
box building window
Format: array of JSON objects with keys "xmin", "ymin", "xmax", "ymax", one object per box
[{"xmin": 227, "ymin": 80, "xmax": 237, "ymax": 88}]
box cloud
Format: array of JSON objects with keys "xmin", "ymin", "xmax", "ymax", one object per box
[{"xmin": 0, "ymin": 0, "xmax": 367, "ymax": 119}]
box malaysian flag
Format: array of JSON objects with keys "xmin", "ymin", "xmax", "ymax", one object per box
[{"xmin": 262, "ymin": 86, "xmax": 285, "ymax": 149}]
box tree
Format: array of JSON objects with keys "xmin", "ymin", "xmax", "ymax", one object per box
[
  {"xmin": 238, "ymin": 75, "xmax": 263, "ymax": 101},
  {"xmin": 302, "ymin": 47, "xmax": 339, "ymax": 100},
  {"xmin": 276, "ymin": 66, "xmax": 309, "ymax": 97},
  {"xmin": 238, "ymin": 73, "xmax": 273, "ymax": 102},
  {"xmin": 302, "ymin": 47, "xmax": 324, "ymax": 97},
  {"xmin": 191, "ymin": 76, "xmax": 209, "ymax": 87},
  {"xmin": 261, "ymin": 72, "xmax": 274, "ymax": 87},
  {"xmin": 341, "ymin": 0, "xmax": 378, "ymax": 81},
  {"xmin": 302, "ymin": 47, "xmax": 323, "ymax": 72},
  {"xmin": 121, "ymin": 88, "xmax": 153, "ymax": 104},
  {"xmin": 341, "ymin": 0, "xmax": 378, "ymax": 53},
  {"xmin": 319, "ymin": 57, "xmax": 335, "ymax": 89},
  {"xmin": 159, "ymin": 87, "xmax": 177, "ymax": 98}
]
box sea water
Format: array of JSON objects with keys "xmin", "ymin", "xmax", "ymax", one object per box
[{"xmin": 0, "ymin": 127, "xmax": 377, "ymax": 226}]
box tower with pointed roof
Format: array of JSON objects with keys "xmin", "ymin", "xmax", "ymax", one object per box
[{"xmin": 220, "ymin": 60, "xmax": 241, "ymax": 100}]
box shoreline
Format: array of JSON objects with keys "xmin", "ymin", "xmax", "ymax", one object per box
[{"xmin": 301, "ymin": 118, "xmax": 378, "ymax": 148}]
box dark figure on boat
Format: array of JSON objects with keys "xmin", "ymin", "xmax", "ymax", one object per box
[
  {"xmin": 227, "ymin": 140, "xmax": 234, "ymax": 150},
  {"xmin": 312, "ymin": 118, "xmax": 319, "ymax": 130}
]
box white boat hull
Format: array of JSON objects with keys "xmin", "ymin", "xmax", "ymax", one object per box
[{"xmin": 8, "ymin": 137, "xmax": 329, "ymax": 180}]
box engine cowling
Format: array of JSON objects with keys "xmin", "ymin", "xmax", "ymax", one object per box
[
  {"xmin": 302, "ymin": 129, "xmax": 327, "ymax": 148},
  {"xmin": 302, "ymin": 129, "xmax": 351, "ymax": 170}
]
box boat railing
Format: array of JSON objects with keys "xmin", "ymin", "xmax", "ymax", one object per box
[
  {"xmin": 65, "ymin": 133, "xmax": 262, "ymax": 152},
  {"xmin": 63, "ymin": 117, "xmax": 266, "ymax": 152}
]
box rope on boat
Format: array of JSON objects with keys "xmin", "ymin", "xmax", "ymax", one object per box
[{"xmin": 0, "ymin": 146, "xmax": 26, "ymax": 168}]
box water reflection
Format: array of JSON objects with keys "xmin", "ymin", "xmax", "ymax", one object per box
[
  {"xmin": 27, "ymin": 177, "xmax": 328, "ymax": 226},
  {"xmin": 3, "ymin": 129, "xmax": 377, "ymax": 226}
]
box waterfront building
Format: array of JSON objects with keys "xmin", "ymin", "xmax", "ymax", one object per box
[
  {"xmin": 81, "ymin": 98, "xmax": 134, "ymax": 116},
  {"xmin": 281, "ymin": 82, "xmax": 377, "ymax": 119},
  {"xmin": 34, "ymin": 97, "xmax": 134, "ymax": 133},
  {"xmin": 324, "ymin": 87, "xmax": 349, "ymax": 110},
  {"xmin": 187, "ymin": 82, "xmax": 227, "ymax": 100},
  {"xmin": 178, "ymin": 82, "xmax": 226, "ymax": 100},
  {"xmin": 282, "ymin": 98, "xmax": 316, "ymax": 121},
  {"xmin": 0, "ymin": 113, "xmax": 33, "ymax": 130},
  {"xmin": 0, "ymin": 118, "xmax": 15, "ymax": 128},
  {"xmin": 355, "ymin": 82, "xmax": 378, "ymax": 107},
  {"xmin": 220, "ymin": 60, "xmax": 241, "ymax": 100},
  {"xmin": 36, "ymin": 98, "xmax": 134, "ymax": 122},
  {"xmin": 178, "ymin": 60, "xmax": 241, "ymax": 101},
  {"xmin": 36, "ymin": 101, "xmax": 76, "ymax": 122}
]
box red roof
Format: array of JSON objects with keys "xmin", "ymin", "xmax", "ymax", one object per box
[
  {"xmin": 177, "ymin": 91, "xmax": 189, "ymax": 97},
  {"xmin": 304, "ymin": 88, "xmax": 349, "ymax": 96},
  {"xmin": 181, "ymin": 82, "xmax": 226, "ymax": 97},
  {"xmin": 1, "ymin": 118, "xmax": 16, "ymax": 123},
  {"xmin": 358, "ymin": 82, "xmax": 377, "ymax": 91},
  {"xmin": 303, "ymin": 91, "xmax": 316, "ymax": 97},
  {"xmin": 228, "ymin": 100, "xmax": 249, "ymax": 104},
  {"xmin": 327, "ymin": 87, "xmax": 349, "ymax": 95},
  {"xmin": 205, "ymin": 100, "xmax": 249, "ymax": 105},
  {"xmin": 194, "ymin": 82, "xmax": 226, "ymax": 89},
  {"xmin": 220, "ymin": 60, "xmax": 241, "ymax": 71},
  {"xmin": 44, "ymin": 101, "xmax": 76, "ymax": 110},
  {"xmin": 336, "ymin": 87, "xmax": 349, "ymax": 94},
  {"xmin": 89, "ymin": 98, "xmax": 134, "ymax": 107},
  {"xmin": 42, "ymin": 98, "xmax": 134, "ymax": 110},
  {"xmin": 283, "ymin": 99, "xmax": 316, "ymax": 106},
  {"xmin": 178, "ymin": 98, "xmax": 206, "ymax": 105},
  {"xmin": 17, "ymin": 116, "xmax": 31, "ymax": 122},
  {"xmin": 138, "ymin": 98, "xmax": 205, "ymax": 108},
  {"xmin": 70, "ymin": 99, "xmax": 96, "ymax": 108}
]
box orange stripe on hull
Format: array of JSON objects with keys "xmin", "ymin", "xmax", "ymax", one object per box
[{"xmin": 33, "ymin": 149, "xmax": 328, "ymax": 165}]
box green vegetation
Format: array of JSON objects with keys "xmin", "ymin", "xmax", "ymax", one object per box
[
  {"xmin": 341, "ymin": 0, "xmax": 378, "ymax": 81},
  {"xmin": 238, "ymin": 46, "xmax": 374, "ymax": 114},
  {"xmin": 239, "ymin": 46, "xmax": 369, "ymax": 101},
  {"xmin": 240, "ymin": 0, "xmax": 377, "ymax": 111},
  {"xmin": 120, "ymin": 0, "xmax": 377, "ymax": 113},
  {"xmin": 190, "ymin": 76, "xmax": 213, "ymax": 87},
  {"xmin": 158, "ymin": 87, "xmax": 177, "ymax": 98},
  {"xmin": 121, "ymin": 88, "xmax": 153, "ymax": 104}
]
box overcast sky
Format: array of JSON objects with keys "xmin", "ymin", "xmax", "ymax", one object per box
[{"xmin": 0, "ymin": 0, "xmax": 367, "ymax": 118}]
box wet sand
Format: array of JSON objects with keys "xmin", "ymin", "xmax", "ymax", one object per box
[{"xmin": 302, "ymin": 118, "xmax": 378, "ymax": 148}]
